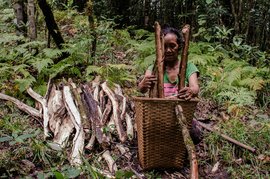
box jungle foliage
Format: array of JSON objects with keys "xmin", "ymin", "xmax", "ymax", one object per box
[{"xmin": 0, "ymin": 0, "xmax": 269, "ymax": 178}]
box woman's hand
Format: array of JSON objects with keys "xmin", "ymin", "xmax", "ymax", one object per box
[
  {"xmin": 178, "ymin": 87, "xmax": 194, "ymax": 100},
  {"xmin": 138, "ymin": 75, "xmax": 157, "ymax": 93}
]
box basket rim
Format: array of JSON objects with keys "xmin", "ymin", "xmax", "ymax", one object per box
[{"xmin": 133, "ymin": 96, "xmax": 200, "ymax": 102}]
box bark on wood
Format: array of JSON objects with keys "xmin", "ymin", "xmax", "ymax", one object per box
[
  {"xmin": 83, "ymin": 84, "xmax": 109, "ymax": 146},
  {"xmin": 27, "ymin": 88, "xmax": 50, "ymax": 138},
  {"xmin": 101, "ymin": 99, "xmax": 112, "ymax": 125},
  {"xmin": 47, "ymin": 85, "xmax": 65, "ymax": 135},
  {"xmin": 0, "ymin": 93, "xmax": 41, "ymax": 119},
  {"xmin": 101, "ymin": 82, "xmax": 127, "ymax": 143},
  {"xmin": 176, "ymin": 105, "xmax": 198, "ymax": 179},
  {"xmin": 197, "ymin": 121, "xmax": 256, "ymax": 153},
  {"xmin": 27, "ymin": 0, "xmax": 37, "ymax": 40},
  {"xmin": 114, "ymin": 84, "xmax": 126, "ymax": 121},
  {"xmin": 69, "ymin": 81, "xmax": 90, "ymax": 130},
  {"xmin": 63, "ymin": 86, "xmax": 85, "ymax": 165},
  {"xmin": 149, "ymin": 21, "xmax": 164, "ymax": 98},
  {"xmin": 179, "ymin": 24, "xmax": 190, "ymax": 90},
  {"xmin": 102, "ymin": 150, "xmax": 118, "ymax": 174}
]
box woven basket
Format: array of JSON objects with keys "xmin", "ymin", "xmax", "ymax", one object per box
[{"xmin": 133, "ymin": 97, "xmax": 199, "ymax": 170}]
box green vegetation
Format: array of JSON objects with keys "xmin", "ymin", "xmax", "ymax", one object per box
[{"xmin": 0, "ymin": 0, "xmax": 269, "ymax": 178}]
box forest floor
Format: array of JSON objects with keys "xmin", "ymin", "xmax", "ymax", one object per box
[{"xmin": 1, "ymin": 95, "xmax": 269, "ymax": 178}]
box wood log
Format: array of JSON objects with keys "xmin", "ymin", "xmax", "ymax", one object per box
[
  {"xmin": 176, "ymin": 105, "xmax": 198, "ymax": 179},
  {"xmin": 102, "ymin": 150, "xmax": 118, "ymax": 174},
  {"xmin": 149, "ymin": 21, "xmax": 164, "ymax": 98},
  {"xmin": 114, "ymin": 84, "xmax": 126, "ymax": 121},
  {"xmin": 101, "ymin": 99, "xmax": 112, "ymax": 125},
  {"xmin": 69, "ymin": 80, "xmax": 90, "ymax": 130},
  {"xmin": 179, "ymin": 24, "xmax": 190, "ymax": 90},
  {"xmin": 0, "ymin": 93, "xmax": 41, "ymax": 119},
  {"xmin": 63, "ymin": 85, "xmax": 85, "ymax": 165},
  {"xmin": 27, "ymin": 88, "xmax": 50, "ymax": 138},
  {"xmin": 101, "ymin": 82, "xmax": 127, "ymax": 143},
  {"xmin": 83, "ymin": 84, "xmax": 109, "ymax": 147}
]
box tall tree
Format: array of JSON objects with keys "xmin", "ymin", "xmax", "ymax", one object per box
[
  {"xmin": 13, "ymin": 0, "xmax": 27, "ymax": 36},
  {"xmin": 37, "ymin": 0, "xmax": 68, "ymax": 63},
  {"xmin": 27, "ymin": 0, "xmax": 36, "ymax": 40}
]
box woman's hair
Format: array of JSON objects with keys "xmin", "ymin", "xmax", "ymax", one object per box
[{"xmin": 161, "ymin": 24, "xmax": 184, "ymax": 49}]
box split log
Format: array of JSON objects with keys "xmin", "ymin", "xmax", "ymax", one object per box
[
  {"xmin": 101, "ymin": 82, "xmax": 127, "ymax": 143},
  {"xmin": 27, "ymin": 88, "xmax": 50, "ymax": 138},
  {"xmin": 63, "ymin": 85, "xmax": 85, "ymax": 165},
  {"xmin": 0, "ymin": 93, "xmax": 41, "ymax": 119},
  {"xmin": 101, "ymin": 99, "xmax": 112, "ymax": 125},
  {"xmin": 176, "ymin": 105, "xmax": 198, "ymax": 179},
  {"xmin": 179, "ymin": 24, "xmax": 190, "ymax": 90},
  {"xmin": 102, "ymin": 150, "xmax": 118, "ymax": 174},
  {"xmin": 114, "ymin": 84, "xmax": 126, "ymax": 121},
  {"xmin": 69, "ymin": 80, "xmax": 90, "ymax": 130},
  {"xmin": 83, "ymin": 84, "xmax": 110, "ymax": 147},
  {"xmin": 125, "ymin": 113, "xmax": 134, "ymax": 140}
]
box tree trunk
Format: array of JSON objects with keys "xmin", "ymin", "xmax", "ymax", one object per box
[
  {"xmin": 13, "ymin": 0, "xmax": 27, "ymax": 36},
  {"xmin": 37, "ymin": 0, "xmax": 68, "ymax": 63},
  {"xmin": 144, "ymin": 0, "xmax": 150, "ymax": 28},
  {"xmin": 27, "ymin": 0, "xmax": 37, "ymax": 40},
  {"xmin": 230, "ymin": 0, "xmax": 243, "ymax": 35},
  {"xmin": 86, "ymin": 0, "xmax": 97, "ymax": 63}
]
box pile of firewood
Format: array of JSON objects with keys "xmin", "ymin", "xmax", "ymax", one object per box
[{"xmin": 0, "ymin": 77, "xmax": 140, "ymax": 177}]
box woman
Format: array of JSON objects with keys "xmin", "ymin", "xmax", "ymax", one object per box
[{"xmin": 138, "ymin": 26, "xmax": 199, "ymax": 100}]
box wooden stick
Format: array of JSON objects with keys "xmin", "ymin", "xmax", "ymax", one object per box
[
  {"xmin": 176, "ymin": 105, "xmax": 198, "ymax": 179},
  {"xmin": 0, "ymin": 93, "xmax": 41, "ymax": 118},
  {"xmin": 149, "ymin": 21, "xmax": 164, "ymax": 98},
  {"xmin": 197, "ymin": 121, "xmax": 256, "ymax": 153},
  {"xmin": 27, "ymin": 88, "xmax": 50, "ymax": 138},
  {"xmin": 155, "ymin": 22, "xmax": 164, "ymax": 98},
  {"xmin": 179, "ymin": 24, "xmax": 190, "ymax": 90}
]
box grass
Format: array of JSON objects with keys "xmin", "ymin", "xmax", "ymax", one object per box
[{"xmin": 203, "ymin": 113, "xmax": 270, "ymax": 178}]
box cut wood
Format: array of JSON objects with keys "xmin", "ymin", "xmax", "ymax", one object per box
[
  {"xmin": 101, "ymin": 82, "xmax": 127, "ymax": 143},
  {"xmin": 0, "ymin": 93, "xmax": 41, "ymax": 119},
  {"xmin": 176, "ymin": 105, "xmax": 198, "ymax": 179},
  {"xmin": 179, "ymin": 24, "xmax": 190, "ymax": 90},
  {"xmin": 63, "ymin": 85, "xmax": 85, "ymax": 165},
  {"xmin": 69, "ymin": 80, "xmax": 90, "ymax": 130},
  {"xmin": 27, "ymin": 87, "xmax": 50, "ymax": 138},
  {"xmin": 149, "ymin": 21, "xmax": 164, "ymax": 98},
  {"xmin": 102, "ymin": 150, "xmax": 118, "ymax": 174},
  {"xmin": 125, "ymin": 113, "xmax": 134, "ymax": 140}
]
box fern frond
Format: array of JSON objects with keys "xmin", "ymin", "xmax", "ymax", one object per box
[
  {"xmin": 43, "ymin": 48, "xmax": 63, "ymax": 58},
  {"xmin": 29, "ymin": 58, "xmax": 54, "ymax": 73},
  {"xmin": 239, "ymin": 77, "xmax": 265, "ymax": 91},
  {"xmin": 225, "ymin": 67, "xmax": 242, "ymax": 85}
]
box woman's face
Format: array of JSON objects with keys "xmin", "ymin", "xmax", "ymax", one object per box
[{"xmin": 164, "ymin": 33, "xmax": 179, "ymax": 62}]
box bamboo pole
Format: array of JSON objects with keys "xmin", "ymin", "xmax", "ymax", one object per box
[
  {"xmin": 179, "ymin": 24, "xmax": 191, "ymax": 90},
  {"xmin": 149, "ymin": 21, "xmax": 164, "ymax": 98}
]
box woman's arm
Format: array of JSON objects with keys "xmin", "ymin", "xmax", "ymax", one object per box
[
  {"xmin": 178, "ymin": 72, "xmax": 199, "ymax": 100},
  {"xmin": 137, "ymin": 70, "xmax": 157, "ymax": 93}
]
